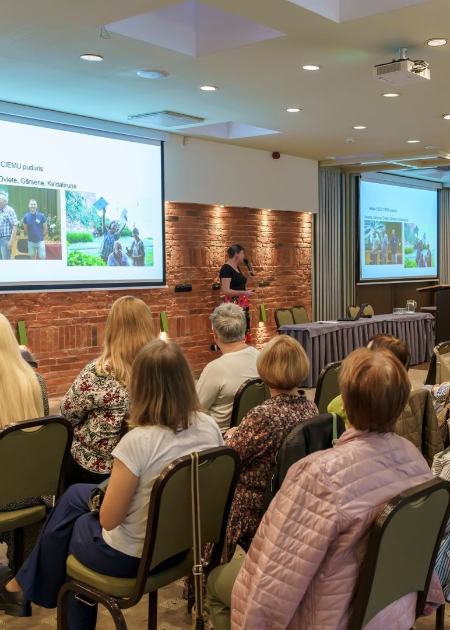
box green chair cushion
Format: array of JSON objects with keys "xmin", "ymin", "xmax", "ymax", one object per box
[
  {"xmin": 0, "ymin": 505, "xmax": 46, "ymax": 533},
  {"xmin": 66, "ymin": 550, "xmax": 194, "ymax": 598}
]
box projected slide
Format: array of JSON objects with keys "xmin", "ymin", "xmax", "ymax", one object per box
[
  {"xmin": 359, "ymin": 180, "xmax": 438, "ymax": 281},
  {"xmin": 0, "ymin": 116, "xmax": 164, "ymax": 290}
]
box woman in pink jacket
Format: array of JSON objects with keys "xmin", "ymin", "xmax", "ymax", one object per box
[{"xmin": 206, "ymin": 347, "xmax": 444, "ymax": 629}]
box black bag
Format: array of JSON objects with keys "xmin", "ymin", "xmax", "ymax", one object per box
[{"xmin": 86, "ymin": 478, "xmax": 110, "ymax": 516}]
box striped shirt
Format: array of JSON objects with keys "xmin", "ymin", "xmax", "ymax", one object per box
[{"xmin": 0, "ymin": 205, "xmax": 18, "ymax": 238}]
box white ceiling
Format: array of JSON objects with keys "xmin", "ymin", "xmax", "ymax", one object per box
[{"xmin": 1, "ymin": 0, "xmax": 450, "ymax": 161}]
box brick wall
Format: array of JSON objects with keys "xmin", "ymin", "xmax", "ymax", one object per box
[{"xmin": 0, "ymin": 203, "xmax": 312, "ymax": 396}]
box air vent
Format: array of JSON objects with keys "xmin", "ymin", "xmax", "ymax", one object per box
[
  {"xmin": 376, "ymin": 62, "xmax": 403, "ymax": 76},
  {"xmin": 127, "ymin": 111, "xmax": 205, "ymax": 127}
]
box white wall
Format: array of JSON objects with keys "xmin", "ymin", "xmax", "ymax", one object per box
[{"xmin": 164, "ymin": 135, "xmax": 318, "ymax": 213}]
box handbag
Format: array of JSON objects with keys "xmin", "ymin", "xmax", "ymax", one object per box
[
  {"xmin": 190, "ymin": 452, "xmax": 205, "ymax": 630},
  {"xmin": 86, "ymin": 478, "xmax": 110, "ymax": 516}
]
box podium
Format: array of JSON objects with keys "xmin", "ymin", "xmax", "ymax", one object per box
[{"xmin": 417, "ymin": 284, "xmax": 450, "ymax": 344}]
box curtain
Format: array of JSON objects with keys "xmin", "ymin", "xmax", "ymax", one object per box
[
  {"xmin": 313, "ymin": 169, "xmax": 348, "ymax": 320},
  {"xmin": 439, "ymin": 189, "xmax": 450, "ymax": 284}
]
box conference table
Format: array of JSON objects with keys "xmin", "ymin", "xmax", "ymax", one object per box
[{"xmin": 279, "ymin": 312, "xmax": 434, "ymax": 387}]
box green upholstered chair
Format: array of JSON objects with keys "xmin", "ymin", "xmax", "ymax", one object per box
[
  {"xmin": 363, "ymin": 304, "xmax": 375, "ymax": 317},
  {"xmin": 425, "ymin": 340, "xmax": 450, "ymax": 386},
  {"xmin": 0, "ymin": 416, "xmax": 73, "ymax": 568},
  {"xmin": 274, "ymin": 308, "xmax": 295, "ymax": 328},
  {"xmin": 291, "ymin": 305, "xmax": 309, "ymax": 324},
  {"xmin": 57, "ymin": 446, "xmax": 241, "ymax": 630},
  {"xmin": 230, "ymin": 378, "xmax": 271, "ymax": 428},
  {"xmin": 347, "ymin": 305, "xmax": 360, "ymax": 318},
  {"xmin": 348, "ymin": 478, "xmax": 450, "ymax": 630},
  {"xmin": 314, "ymin": 361, "xmax": 342, "ymax": 414}
]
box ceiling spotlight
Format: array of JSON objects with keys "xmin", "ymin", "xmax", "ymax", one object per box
[
  {"xmin": 287, "ymin": 108, "xmax": 302, "ymax": 113},
  {"xmin": 137, "ymin": 69, "xmax": 169, "ymax": 79},
  {"xmin": 302, "ymin": 65, "xmax": 321, "ymax": 71},
  {"xmin": 427, "ymin": 38, "xmax": 448, "ymax": 47},
  {"xmin": 407, "ymin": 140, "xmax": 420, "ymax": 143},
  {"xmin": 353, "ymin": 126, "xmax": 367, "ymax": 130},
  {"xmin": 443, "ymin": 115, "xmax": 450, "ymax": 120},
  {"xmin": 219, "ymin": 205, "xmax": 224, "ymax": 208},
  {"xmin": 200, "ymin": 85, "xmax": 218, "ymax": 91},
  {"xmin": 267, "ymin": 208, "xmax": 272, "ymax": 211},
  {"xmin": 383, "ymin": 92, "xmax": 400, "ymax": 98},
  {"xmin": 80, "ymin": 54, "xmax": 104, "ymax": 62}
]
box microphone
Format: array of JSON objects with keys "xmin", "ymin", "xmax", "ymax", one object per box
[{"xmin": 243, "ymin": 258, "xmax": 253, "ymax": 272}]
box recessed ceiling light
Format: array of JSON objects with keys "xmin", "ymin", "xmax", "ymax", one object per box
[
  {"xmin": 80, "ymin": 54, "xmax": 104, "ymax": 62},
  {"xmin": 287, "ymin": 108, "xmax": 302, "ymax": 113},
  {"xmin": 200, "ymin": 85, "xmax": 218, "ymax": 91},
  {"xmin": 427, "ymin": 38, "xmax": 448, "ymax": 47},
  {"xmin": 407, "ymin": 140, "xmax": 421, "ymax": 143},
  {"xmin": 302, "ymin": 65, "xmax": 321, "ymax": 71},
  {"xmin": 383, "ymin": 92, "xmax": 400, "ymax": 98},
  {"xmin": 137, "ymin": 69, "xmax": 169, "ymax": 79},
  {"xmin": 443, "ymin": 114, "xmax": 450, "ymax": 120},
  {"xmin": 353, "ymin": 126, "xmax": 367, "ymax": 130}
]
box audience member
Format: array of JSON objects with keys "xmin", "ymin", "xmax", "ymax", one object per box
[
  {"xmin": 0, "ymin": 313, "xmax": 50, "ymax": 572},
  {"xmin": 0, "ymin": 339, "xmax": 224, "ymax": 625},
  {"xmin": 196, "ymin": 303, "xmax": 259, "ymax": 432},
  {"xmin": 327, "ymin": 333, "xmax": 410, "ymax": 423},
  {"xmin": 60, "ymin": 296, "xmax": 154, "ymax": 486},
  {"xmin": 223, "ymin": 335, "xmax": 317, "ymax": 561},
  {"xmin": 206, "ymin": 348, "xmax": 443, "ymax": 629}
]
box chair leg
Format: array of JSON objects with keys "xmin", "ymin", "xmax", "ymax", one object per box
[
  {"xmin": 57, "ymin": 581, "xmax": 127, "ymax": 630},
  {"xmin": 148, "ymin": 590, "xmax": 158, "ymax": 630},
  {"xmin": 435, "ymin": 603, "xmax": 445, "ymax": 630}
]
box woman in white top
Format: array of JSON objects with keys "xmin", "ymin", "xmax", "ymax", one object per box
[{"xmin": 1, "ymin": 340, "xmax": 224, "ymax": 627}]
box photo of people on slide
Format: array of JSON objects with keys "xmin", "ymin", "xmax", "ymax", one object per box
[
  {"xmin": 0, "ymin": 185, "xmax": 62, "ymax": 260},
  {"xmin": 364, "ymin": 220, "xmax": 403, "ymax": 265},
  {"xmin": 404, "ymin": 223, "xmax": 436, "ymax": 269},
  {"xmin": 65, "ymin": 191, "xmax": 154, "ymax": 267}
]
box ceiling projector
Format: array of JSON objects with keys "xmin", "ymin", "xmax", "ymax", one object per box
[{"xmin": 374, "ymin": 48, "xmax": 430, "ymax": 85}]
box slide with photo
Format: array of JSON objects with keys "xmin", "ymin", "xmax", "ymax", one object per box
[
  {"xmin": 0, "ymin": 115, "xmax": 164, "ymax": 290},
  {"xmin": 359, "ymin": 179, "xmax": 438, "ymax": 281}
]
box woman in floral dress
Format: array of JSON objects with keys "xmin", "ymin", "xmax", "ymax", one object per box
[{"xmin": 60, "ymin": 296, "xmax": 154, "ymax": 486}]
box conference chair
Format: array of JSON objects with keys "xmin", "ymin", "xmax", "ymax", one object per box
[
  {"xmin": 238, "ymin": 412, "xmax": 346, "ymax": 552},
  {"xmin": 347, "ymin": 304, "xmax": 375, "ymax": 318},
  {"xmin": 274, "ymin": 308, "xmax": 295, "ymax": 328},
  {"xmin": 425, "ymin": 340, "xmax": 450, "ymax": 386},
  {"xmin": 291, "ymin": 305, "xmax": 309, "ymax": 324},
  {"xmin": 57, "ymin": 446, "xmax": 241, "ymax": 630},
  {"xmin": 0, "ymin": 416, "xmax": 73, "ymax": 570},
  {"xmin": 314, "ymin": 361, "xmax": 342, "ymax": 414},
  {"xmin": 230, "ymin": 378, "xmax": 270, "ymax": 428},
  {"xmin": 348, "ymin": 478, "xmax": 450, "ymax": 630}
]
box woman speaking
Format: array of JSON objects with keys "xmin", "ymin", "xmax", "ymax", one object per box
[{"xmin": 220, "ymin": 244, "xmax": 255, "ymax": 341}]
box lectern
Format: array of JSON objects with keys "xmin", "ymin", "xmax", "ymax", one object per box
[{"xmin": 417, "ymin": 284, "xmax": 450, "ymax": 344}]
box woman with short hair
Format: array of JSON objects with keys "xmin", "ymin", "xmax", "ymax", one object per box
[
  {"xmin": 220, "ymin": 244, "xmax": 255, "ymax": 341},
  {"xmin": 207, "ymin": 348, "xmax": 443, "ymax": 629},
  {"xmin": 60, "ymin": 295, "xmax": 154, "ymax": 486},
  {"xmin": 1, "ymin": 340, "xmax": 224, "ymax": 625}
]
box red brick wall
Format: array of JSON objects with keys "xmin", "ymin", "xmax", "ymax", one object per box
[{"xmin": 0, "ymin": 203, "xmax": 312, "ymax": 396}]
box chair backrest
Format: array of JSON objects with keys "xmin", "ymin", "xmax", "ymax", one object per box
[
  {"xmin": 347, "ymin": 305, "xmax": 360, "ymax": 318},
  {"xmin": 131, "ymin": 446, "xmax": 240, "ymax": 605},
  {"xmin": 291, "ymin": 305, "xmax": 309, "ymax": 324},
  {"xmin": 363, "ymin": 304, "xmax": 375, "ymax": 317},
  {"xmin": 0, "ymin": 416, "xmax": 73, "ymax": 506},
  {"xmin": 424, "ymin": 341, "xmax": 450, "ymax": 385},
  {"xmin": 348, "ymin": 478, "xmax": 450, "ymax": 629},
  {"xmin": 230, "ymin": 378, "xmax": 271, "ymax": 428},
  {"xmin": 262, "ymin": 413, "xmax": 346, "ymax": 514},
  {"xmin": 314, "ymin": 361, "xmax": 342, "ymax": 414},
  {"xmin": 274, "ymin": 308, "xmax": 295, "ymax": 328}
]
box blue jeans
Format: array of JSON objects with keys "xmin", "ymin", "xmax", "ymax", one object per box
[
  {"xmin": 16, "ymin": 484, "xmax": 140, "ymax": 630},
  {"xmin": 27, "ymin": 241, "xmax": 46, "ymax": 259},
  {"xmin": 0, "ymin": 236, "xmax": 11, "ymax": 260}
]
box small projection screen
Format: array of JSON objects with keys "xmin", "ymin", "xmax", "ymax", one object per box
[
  {"xmin": 0, "ymin": 103, "xmax": 166, "ymax": 292},
  {"xmin": 359, "ymin": 177, "xmax": 438, "ymax": 282}
]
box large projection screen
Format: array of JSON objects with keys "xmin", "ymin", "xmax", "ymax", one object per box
[
  {"xmin": 359, "ymin": 177, "xmax": 439, "ymax": 283},
  {"xmin": 0, "ymin": 104, "xmax": 166, "ymax": 292}
]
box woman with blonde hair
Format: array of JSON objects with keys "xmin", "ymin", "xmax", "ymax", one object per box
[
  {"xmin": 0, "ymin": 313, "xmax": 49, "ymax": 573},
  {"xmin": 60, "ymin": 295, "xmax": 154, "ymax": 486},
  {"xmin": 1, "ymin": 340, "xmax": 223, "ymax": 626}
]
